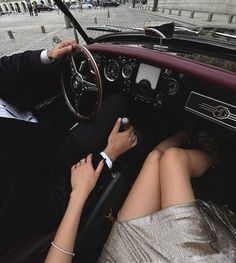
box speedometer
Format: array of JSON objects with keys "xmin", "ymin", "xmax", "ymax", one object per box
[{"xmin": 104, "ymin": 59, "xmax": 119, "ymax": 82}]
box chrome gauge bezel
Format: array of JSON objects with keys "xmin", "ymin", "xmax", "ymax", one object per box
[
  {"xmin": 122, "ymin": 64, "xmax": 133, "ymax": 79},
  {"xmin": 104, "ymin": 59, "xmax": 120, "ymax": 82}
]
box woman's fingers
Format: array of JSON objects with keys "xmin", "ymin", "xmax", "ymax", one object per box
[
  {"xmin": 95, "ymin": 159, "xmax": 104, "ymax": 175},
  {"xmin": 80, "ymin": 158, "xmax": 86, "ymax": 164},
  {"xmin": 73, "ymin": 153, "xmax": 103, "ymax": 175},
  {"xmin": 86, "ymin": 153, "xmax": 92, "ymax": 164},
  {"xmin": 71, "ymin": 164, "xmax": 77, "ymax": 171}
]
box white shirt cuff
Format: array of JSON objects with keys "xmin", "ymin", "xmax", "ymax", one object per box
[
  {"xmin": 100, "ymin": 152, "xmax": 113, "ymax": 169},
  {"xmin": 40, "ymin": 50, "xmax": 52, "ymax": 65}
]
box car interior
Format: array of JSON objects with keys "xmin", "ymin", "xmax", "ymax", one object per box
[
  {"xmin": 1, "ymin": 3, "xmax": 236, "ymax": 263},
  {"xmin": 2, "ymin": 38, "xmax": 236, "ymax": 263}
]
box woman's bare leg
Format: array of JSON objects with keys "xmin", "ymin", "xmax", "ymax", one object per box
[
  {"xmin": 118, "ymin": 130, "xmax": 186, "ymax": 222},
  {"xmin": 160, "ymin": 148, "xmax": 214, "ymax": 209},
  {"xmin": 154, "ymin": 129, "xmax": 186, "ymax": 153},
  {"xmin": 118, "ymin": 150, "xmax": 162, "ymax": 221}
]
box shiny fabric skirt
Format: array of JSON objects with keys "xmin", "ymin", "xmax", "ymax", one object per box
[{"xmin": 99, "ymin": 200, "xmax": 236, "ymax": 262}]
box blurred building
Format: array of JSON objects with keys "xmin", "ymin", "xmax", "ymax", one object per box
[
  {"xmin": 0, "ymin": 0, "xmax": 53, "ymax": 13},
  {"xmin": 148, "ymin": 0, "xmax": 236, "ymax": 14}
]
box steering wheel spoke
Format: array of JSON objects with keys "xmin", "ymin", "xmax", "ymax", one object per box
[{"xmin": 82, "ymin": 80, "xmax": 97, "ymax": 92}]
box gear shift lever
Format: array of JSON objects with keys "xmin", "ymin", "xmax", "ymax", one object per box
[
  {"xmin": 120, "ymin": 117, "xmax": 131, "ymax": 132},
  {"xmin": 119, "ymin": 117, "xmax": 142, "ymax": 144}
]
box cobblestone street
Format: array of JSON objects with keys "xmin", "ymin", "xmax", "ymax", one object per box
[
  {"xmin": 0, "ymin": 6, "xmax": 160, "ymax": 56},
  {"xmin": 0, "ymin": 5, "xmax": 234, "ymax": 57}
]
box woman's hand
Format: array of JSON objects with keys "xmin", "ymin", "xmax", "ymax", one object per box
[{"xmin": 70, "ymin": 154, "xmax": 104, "ymax": 200}]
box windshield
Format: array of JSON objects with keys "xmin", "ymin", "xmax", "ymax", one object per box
[{"xmin": 0, "ymin": 1, "xmax": 236, "ymax": 57}]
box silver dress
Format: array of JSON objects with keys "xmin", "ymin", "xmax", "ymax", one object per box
[{"xmin": 99, "ymin": 200, "xmax": 236, "ymax": 262}]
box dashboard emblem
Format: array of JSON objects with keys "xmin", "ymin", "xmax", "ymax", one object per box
[
  {"xmin": 185, "ymin": 92, "xmax": 236, "ymax": 132},
  {"xmin": 212, "ymin": 106, "xmax": 230, "ymax": 120}
]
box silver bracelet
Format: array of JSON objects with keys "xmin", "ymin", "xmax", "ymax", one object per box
[{"xmin": 51, "ymin": 242, "xmax": 75, "ymax": 257}]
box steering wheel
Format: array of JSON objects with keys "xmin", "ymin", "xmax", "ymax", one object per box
[{"xmin": 61, "ymin": 44, "xmax": 102, "ymax": 120}]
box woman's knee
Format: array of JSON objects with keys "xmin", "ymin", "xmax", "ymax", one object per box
[
  {"xmin": 146, "ymin": 149, "xmax": 163, "ymax": 164},
  {"xmin": 161, "ymin": 147, "xmax": 189, "ymax": 168}
]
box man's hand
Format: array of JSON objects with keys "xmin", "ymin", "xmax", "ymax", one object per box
[
  {"xmin": 104, "ymin": 117, "xmax": 138, "ymax": 162},
  {"xmin": 70, "ymin": 154, "xmax": 104, "ymax": 200},
  {"xmin": 47, "ymin": 39, "xmax": 76, "ymax": 60}
]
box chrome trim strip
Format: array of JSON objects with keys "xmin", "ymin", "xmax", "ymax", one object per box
[{"xmin": 185, "ymin": 91, "xmax": 236, "ymax": 131}]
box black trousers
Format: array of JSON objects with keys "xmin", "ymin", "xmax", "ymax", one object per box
[{"xmin": 0, "ymin": 94, "xmax": 129, "ymax": 256}]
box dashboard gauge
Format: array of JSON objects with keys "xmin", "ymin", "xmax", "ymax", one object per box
[
  {"xmin": 130, "ymin": 58, "xmax": 137, "ymax": 67},
  {"xmin": 104, "ymin": 59, "xmax": 119, "ymax": 82},
  {"xmin": 119, "ymin": 56, "xmax": 127, "ymax": 63},
  {"xmin": 167, "ymin": 78, "xmax": 179, "ymax": 96},
  {"xmin": 122, "ymin": 64, "xmax": 133, "ymax": 79}
]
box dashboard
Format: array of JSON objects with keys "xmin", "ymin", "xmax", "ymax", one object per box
[
  {"xmin": 93, "ymin": 52, "xmax": 188, "ymax": 108},
  {"xmin": 83, "ymin": 44, "xmax": 236, "ymax": 134}
]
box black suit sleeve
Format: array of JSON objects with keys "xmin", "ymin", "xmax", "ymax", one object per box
[
  {"xmin": 0, "ymin": 50, "xmax": 43, "ymax": 83},
  {"xmin": 0, "ymin": 50, "xmax": 63, "ymax": 109},
  {"xmin": 92, "ymin": 152, "xmax": 110, "ymax": 175}
]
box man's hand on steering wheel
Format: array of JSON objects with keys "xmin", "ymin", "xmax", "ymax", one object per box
[
  {"xmin": 47, "ymin": 39, "xmax": 77, "ymax": 61},
  {"xmin": 48, "ymin": 37, "xmax": 102, "ymax": 120}
]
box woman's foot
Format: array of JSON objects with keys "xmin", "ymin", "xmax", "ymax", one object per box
[
  {"xmin": 198, "ymin": 131, "xmax": 218, "ymax": 168},
  {"xmin": 180, "ymin": 123, "xmax": 199, "ymax": 149},
  {"xmin": 181, "ymin": 125, "xmax": 218, "ymax": 168}
]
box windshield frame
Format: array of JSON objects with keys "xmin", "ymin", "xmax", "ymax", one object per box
[{"xmin": 54, "ymin": 0, "xmax": 94, "ymax": 44}]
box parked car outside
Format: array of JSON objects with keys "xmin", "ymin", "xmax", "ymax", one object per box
[
  {"xmin": 69, "ymin": 2, "xmax": 93, "ymax": 9},
  {"xmin": 140, "ymin": 0, "xmax": 147, "ymax": 4},
  {"xmin": 102, "ymin": 0, "xmax": 119, "ymax": 7},
  {"xmin": 36, "ymin": 4, "xmax": 54, "ymax": 11}
]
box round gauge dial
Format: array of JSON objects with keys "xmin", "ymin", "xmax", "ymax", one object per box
[
  {"xmin": 122, "ymin": 64, "xmax": 133, "ymax": 79},
  {"xmin": 167, "ymin": 78, "xmax": 179, "ymax": 96},
  {"xmin": 130, "ymin": 59, "xmax": 137, "ymax": 67},
  {"xmin": 104, "ymin": 59, "xmax": 120, "ymax": 82}
]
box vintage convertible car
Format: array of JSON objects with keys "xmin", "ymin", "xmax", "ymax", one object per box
[{"xmin": 1, "ymin": 1, "xmax": 236, "ymax": 263}]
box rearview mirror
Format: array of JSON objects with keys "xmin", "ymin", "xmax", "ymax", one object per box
[{"xmin": 144, "ymin": 21, "xmax": 175, "ymax": 39}]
